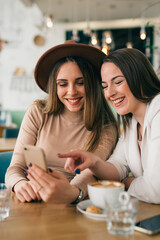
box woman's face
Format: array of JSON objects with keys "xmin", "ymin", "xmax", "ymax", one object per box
[
  {"xmin": 101, "ymin": 62, "xmax": 141, "ymax": 116},
  {"xmin": 56, "ymin": 61, "xmax": 85, "ymax": 112}
]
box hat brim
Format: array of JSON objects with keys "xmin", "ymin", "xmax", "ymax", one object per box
[{"xmin": 34, "ymin": 41, "xmax": 106, "ymax": 92}]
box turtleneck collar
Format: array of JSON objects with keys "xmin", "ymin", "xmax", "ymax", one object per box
[{"xmin": 61, "ymin": 107, "xmax": 84, "ymax": 124}]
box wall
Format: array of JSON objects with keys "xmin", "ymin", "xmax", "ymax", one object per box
[
  {"xmin": 0, "ymin": 0, "xmax": 160, "ymax": 124},
  {"xmin": 9, "ymin": 110, "xmax": 25, "ymax": 127},
  {"xmin": 0, "ymin": 0, "xmax": 65, "ymax": 111}
]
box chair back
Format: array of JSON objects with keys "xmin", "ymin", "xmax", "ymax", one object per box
[
  {"xmin": 3, "ymin": 128, "xmax": 19, "ymax": 138},
  {"xmin": 0, "ymin": 125, "xmax": 6, "ymax": 137},
  {"xmin": 0, "ymin": 151, "xmax": 13, "ymax": 183}
]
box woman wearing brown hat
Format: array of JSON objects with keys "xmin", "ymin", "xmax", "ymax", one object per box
[{"xmin": 5, "ymin": 40, "xmax": 118, "ymax": 204}]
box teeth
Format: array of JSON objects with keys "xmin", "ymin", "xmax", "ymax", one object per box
[
  {"xmin": 68, "ymin": 99, "xmax": 80, "ymax": 103},
  {"xmin": 114, "ymin": 98, "xmax": 124, "ymax": 104}
]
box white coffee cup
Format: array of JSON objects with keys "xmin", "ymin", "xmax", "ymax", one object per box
[{"xmin": 87, "ymin": 180, "xmax": 124, "ymax": 209}]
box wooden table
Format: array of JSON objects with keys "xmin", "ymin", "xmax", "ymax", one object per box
[
  {"xmin": 0, "ymin": 138, "xmax": 16, "ymax": 152},
  {"xmin": 0, "ymin": 194, "xmax": 160, "ymax": 240}
]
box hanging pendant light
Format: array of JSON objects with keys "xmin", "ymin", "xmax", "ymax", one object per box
[
  {"xmin": 83, "ymin": 22, "xmax": 91, "ymax": 36},
  {"xmin": 126, "ymin": 29, "xmax": 133, "ymax": 48},
  {"xmin": 83, "ymin": 0, "xmax": 91, "ymax": 36},
  {"xmin": 104, "ymin": 31, "xmax": 112, "ymax": 44},
  {"xmin": 140, "ymin": 27, "xmax": 146, "ymax": 40},
  {"xmin": 126, "ymin": 42, "xmax": 133, "ymax": 48},
  {"xmin": 72, "ymin": 29, "xmax": 80, "ymax": 42},
  {"xmin": 90, "ymin": 32, "xmax": 98, "ymax": 46},
  {"xmin": 140, "ymin": 16, "xmax": 146, "ymax": 40},
  {"xmin": 44, "ymin": 13, "xmax": 54, "ymax": 29},
  {"xmin": 102, "ymin": 37, "xmax": 110, "ymax": 55}
]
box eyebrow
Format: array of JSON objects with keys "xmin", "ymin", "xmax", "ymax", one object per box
[
  {"xmin": 56, "ymin": 77, "xmax": 84, "ymax": 82},
  {"xmin": 102, "ymin": 75, "xmax": 124, "ymax": 84},
  {"xmin": 111, "ymin": 75, "xmax": 124, "ymax": 81}
]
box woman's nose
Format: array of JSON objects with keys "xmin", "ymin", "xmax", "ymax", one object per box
[
  {"xmin": 105, "ymin": 85, "xmax": 116, "ymax": 99},
  {"xmin": 68, "ymin": 84, "xmax": 77, "ymax": 94}
]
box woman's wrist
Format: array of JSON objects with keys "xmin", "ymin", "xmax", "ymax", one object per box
[
  {"xmin": 89, "ymin": 156, "xmax": 102, "ymax": 173},
  {"xmin": 13, "ymin": 179, "xmax": 27, "ymax": 192},
  {"xmin": 70, "ymin": 186, "xmax": 84, "ymax": 205}
]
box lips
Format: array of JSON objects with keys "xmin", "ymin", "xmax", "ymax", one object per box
[
  {"xmin": 111, "ymin": 97, "xmax": 125, "ymax": 107},
  {"xmin": 113, "ymin": 97, "xmax": 124, "ymax": 104},
  {"xmin": 66, "ymin": 97, "xmax": 82, "ymax": 105}
]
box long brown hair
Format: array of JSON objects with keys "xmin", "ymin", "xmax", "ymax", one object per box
[
  {"xmin": 102, "ymin": 48, "xmax": 160, "ymax": 134},
  {"xmin": 36, "ymin": 56, "xmax": 117, "ymax": 151}
]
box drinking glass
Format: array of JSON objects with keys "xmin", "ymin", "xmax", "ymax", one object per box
[
  {"xmin": 0, "ymin": 183, "xmax": 11, "ymax": 221},
  {"xmin": 105, "ymin": 192, "xmax": 138, "ymax": 236}
]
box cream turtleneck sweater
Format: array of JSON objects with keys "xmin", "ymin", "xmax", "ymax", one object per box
[{"xmin": 5, "ymin": 103, "xmax": 117, "ymax": 197}]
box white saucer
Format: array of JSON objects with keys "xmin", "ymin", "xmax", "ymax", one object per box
[{"xmin": 76, "ymin": 199, "xmax": 107, "ymax": 221}]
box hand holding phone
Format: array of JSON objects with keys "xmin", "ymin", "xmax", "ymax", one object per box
[
  {"xmin": 135, "ymin": 214, "xmax": 160, "ymax": 235},
  {"xmin": 23, "ymin": 145, "xmax": 47, "ymax": 172}
]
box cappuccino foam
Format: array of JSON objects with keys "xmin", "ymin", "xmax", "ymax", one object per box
[{"xmin": 90, "ymin": 180, "xmax": 123, "ymax": 188}]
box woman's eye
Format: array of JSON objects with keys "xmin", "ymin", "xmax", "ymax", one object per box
[
  {"xmin": 57, "ymin": 82, "xmax": 67, "ymax": 87},
  {"xmin": 115, "ymin": 80, "xmax": 123, "ymax": 85},
  {"xmin": 76, "ymin": 81, "xmax": 84, "ymax": 85},
  {"xmin": 102, "ymin": 85, "xmax": 108, "ymax": 89}
]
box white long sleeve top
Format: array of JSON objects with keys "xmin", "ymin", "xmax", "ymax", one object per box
[{"xmin": 108, "ymin": 94, "xmax": 160, "ymax": 203}]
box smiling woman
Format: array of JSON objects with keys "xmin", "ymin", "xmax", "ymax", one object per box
[
  {"xmin": 101, "ymin": 62, "xmax": 145, "ymax": 117},
  {"xmin": 56, "ymin": 61, "xmax": 85, "ymax": 113},
  {"xmin": 5, "ymin": 40, "xmax": 118, "ymax": 204},
  {"xmin": 58, "ymin": 48, "xmax": 160, "ymax": 204}
]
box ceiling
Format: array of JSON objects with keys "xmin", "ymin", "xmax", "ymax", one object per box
[{"xmin": 20, "ymin": 0, "xmax": 160, "ymax": 23}]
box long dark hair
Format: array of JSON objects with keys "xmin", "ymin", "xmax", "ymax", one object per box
[
  {"xmin": 102, "ymin": 48, "xmax": 160, "ymax": 133},
  {"xmin": 36, "ymin": 56, "xmax": 118, "ymax": 151}
]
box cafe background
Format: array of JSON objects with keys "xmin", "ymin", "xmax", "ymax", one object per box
[{"xmin": 0, "ymin": 0, "xmax": 160, "ymax": 128}]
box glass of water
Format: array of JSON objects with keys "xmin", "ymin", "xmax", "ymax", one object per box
[
  {"xmin": 105, "ymin": 192, "xmax": 138, "ymax": 236},
  {"xmin": 0, "ymin": 183, "xmax": 11, "ymax": 221}
]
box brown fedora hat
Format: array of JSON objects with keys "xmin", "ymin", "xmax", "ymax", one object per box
[{"xmin": 34, "ymin": 40, "xmax": 106, "ymax": 92}]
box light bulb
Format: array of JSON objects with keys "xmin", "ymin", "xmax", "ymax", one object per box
[
  {"xmin": 91, "ymin": 38, "xmax": 97, "ymax": 45},
  {"xmin": 102, "ymin": 46, "xmax": 107, "ymax": 54},
  {"xmin": 91, "ymin": 33, "xmax": 98, "ymax": 46},
  {"xmin": 126, "ymin": 42, "xmax": 133, "ymax": 48},
  {"xmin": 106, "ymin": 37, "xmax": 112, "ymax": 44},
  {"xmin": 72, "ymin": 29, "xmax": 79, "ymax": 42},
  {"xmin": 44, "ymin": 14, "xmax": 54, "ymax": 29},
  {"xmin": 140, "ymin": 25, "xmax": 146, "ymax": 40},
  {"xmin": 140, "ymin": 32, "xmax": 146, "ymax": 40},
  {"xmin": 104, "ymin": 31, "xmax": 112, "ymax": 44},
  {"xmin": 102, "ymin": 44, "xmax": 110, "ymax": 55},
  {"xmin": 46, "ymin": 20, "xmax": 53, "ymax": 28}
]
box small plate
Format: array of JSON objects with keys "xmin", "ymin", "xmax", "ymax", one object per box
[{"xmin": 76, "ymin": 200, "xmax": 107, "ymax": 221}]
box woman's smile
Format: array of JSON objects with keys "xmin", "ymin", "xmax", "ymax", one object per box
[
  {"xmin": 112, "ymin": 96, "xmax": 125, "ymax": 107},
  {"xmin": 56, "ymin": 62, "xmax": 85, "ymax": 112},
  {"xmin": 65, "ymin": 97, "xmax": 83, "ymax": 105}
]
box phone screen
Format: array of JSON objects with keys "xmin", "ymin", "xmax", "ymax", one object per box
[{"xmin": 135, "ymin": 214, "xmax": 160, "ymax": 235}]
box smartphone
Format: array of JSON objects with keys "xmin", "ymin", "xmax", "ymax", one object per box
[
  {"xmin": 135, "ymin": 214, "xmax": 160, "ymax": 235},
  {"xmin": 23, "ymin": 145, "xmax": 47, "ymax": 172}
]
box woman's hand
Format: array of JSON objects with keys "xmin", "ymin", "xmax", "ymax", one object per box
[
  {"xmin": 26, "ymin": 164, "xmax": 79, "ymax": 204},
  {"xmin": 58, "ymin": 149, "xmax": 120, "ymax": 181},
  {"xmin": 14, "ymin": 180, "xmax": 41, "ymax": 202},
  {"xmin": 58, "ymin": 149, "xmax": 98, "ymax": 173}
]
